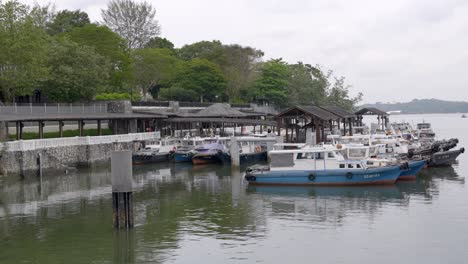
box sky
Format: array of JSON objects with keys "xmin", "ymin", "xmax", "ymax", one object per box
[{"xmin": 21, "ymin": 0, "xmax": 468, "ymax": 104}]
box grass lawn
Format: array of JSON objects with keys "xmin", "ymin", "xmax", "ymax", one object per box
[{"xmin": 8, "ymin": 128, "xmax": 113, "ymax": 140}]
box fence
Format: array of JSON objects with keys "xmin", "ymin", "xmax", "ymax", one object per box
[
  {"xmin": 2, "ymin": 132, "xmax": 161, "ymax": 152},
  {"xmin": 0, "ymin": 103, "xmax": 108, "ymax": 115}
]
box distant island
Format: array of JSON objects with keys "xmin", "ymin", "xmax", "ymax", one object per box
[{"xmin": 361, "ymin": 99, "xmax": 468, "ymax": 114}]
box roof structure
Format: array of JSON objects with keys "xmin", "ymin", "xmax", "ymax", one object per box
[
  {"xmin": 166, "ymin": 117, "xmax": 275, "ymax": 126},
  {"xmin": 195, "ymin": 103, "xmax": 247, "ymax": 117},
  {"xmin": 276, "ymin": 105, "xmax": 340, "ymax": 121},
  {"xmin": 355, "ymin": 107, "xmax": 389, "ymax": 116},
  {"xmin": 320, "ymin": 106, "xmax": 356, "ymax": 119}
]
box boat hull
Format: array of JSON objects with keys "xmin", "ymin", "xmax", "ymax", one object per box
[
  {"xmin": 132, "ymin": 152, "xmax": 173, "ymax": 165},
  {"xmin": 218, "ymin": 152, "xmax": 268, "ymax": 164},
  {"xmin": 428, "ymin": 148, "xmax": 464, "ymax": 167},
  {"xmin": 398, "ymin": 160, "xmax": 426, "ymax": 180},
  {"xmin": 192, "ymin": 154, "xmax": 220, "ymax": 165},
  {"xmin": 174, "ymin": 152, "xmax": 193, "ymax": 163},
  {"xmin": 245, "ymin": 165, "xmax": 401, "ymax": 186}
]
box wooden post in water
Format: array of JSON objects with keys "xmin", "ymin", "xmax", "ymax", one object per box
[{"xmin": 111, "ymin": 151, "xmax": 134, "ymax": 229}]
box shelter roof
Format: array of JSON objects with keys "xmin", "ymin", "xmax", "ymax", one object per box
[
  {"xmin": 194, "ymin": 103, "xmax": 247, "ymax": 117},
  {"xmin": 355, "ymin": 107, "xmax": 389, "ymax": 116},
  {"xmin": 276, "ymin": 105, "xmax": 340, "ymax": 121}
]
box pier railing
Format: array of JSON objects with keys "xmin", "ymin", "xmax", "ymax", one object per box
[
  {"xmin": 0, "ymin": 102, "xmax": 108, "ymax": 114},
  {"xmin": 2, "ymin": 132, "xmax": 161, "ymax": 151}
]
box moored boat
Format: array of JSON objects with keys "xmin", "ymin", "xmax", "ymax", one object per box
[
  {"xmin": 191, "ymin": 141, "xmax": 227, "ymax": 165},
  {"xmin": 132, "ymin": 145, "xmax": 174, "ymax": 165},
  {"xmin": 244, "ymin": 147, "xmax": 403, "ymax": 186}
]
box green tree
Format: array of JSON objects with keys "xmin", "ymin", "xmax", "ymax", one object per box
[
  {"xmin": 41, "ymin": 38, "xmax": 111, "ymax": 102},
  {"xmin": 101, "ymin": 0, "xmax": 160, "ymax": 49},
  {"xmin": 249, "ymin": 59, "xmax": 290, "ymax": 107},
  {"xmin": 177, "ymin": 40, "xmax": 225, "ymax": 64},
  {"xmin": 222, "ymin": 44, "xmax": 263, "ymax": 102},
  {"xmin": 145, "ymin": 36, "xmax": 174, "ymax": 49},
  {"xmin": 159, "ymin": 86, "xmax": 198, "ymax": 102},
  {"xmin": 287, "ymin": 62, "xmax": 327, "ymax": 106},
  {"xmin": 66, "ymin": 24, "xmax": 131, "ymax": 92},
  {"xmin": 47, "ymin": 9, "xmax": 90, "ymax": 35},
  {"xmin": 0, "ymin": 0, "xmax": 49, "ymax": 102},
  {"xmin": 173, "ymin": 59, "xmax": 226, "ymax": 102},
  {"xmin": 132, "ymin": 48, "xmax": 179, "ymax": 100},
  {"xmin": 326, "ymin": 75, "xmax": 363, "ymax": 111}
]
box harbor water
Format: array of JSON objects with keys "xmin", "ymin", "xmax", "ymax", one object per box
[{"xmin": 1, "ymin": 114, "xmax": 467, "ymax": 263}]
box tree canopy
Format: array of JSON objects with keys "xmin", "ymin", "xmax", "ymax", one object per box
[
  {"xmin": 101, "ymin": 0, "xmax": 160, "ymax": 49},
  {"xmin": 0, "ymin": 0, "xmax": 362, "ymax": 110}
]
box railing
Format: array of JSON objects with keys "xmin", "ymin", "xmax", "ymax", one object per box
[
  {"xmin": 0, "ymin": 103, "xmax": 108, "ymax": 114},
  {"xmin": 2, "ymin": 132, "xmax": 161, "ymax": 152},
  {"xmin": 131, "ymin": 101, "xmax": 252, "ymax": 108}
]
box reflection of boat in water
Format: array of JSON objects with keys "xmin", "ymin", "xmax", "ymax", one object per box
[{"xmin": 247, "ymin": 185, "xmax": 404, "ymax": 200}]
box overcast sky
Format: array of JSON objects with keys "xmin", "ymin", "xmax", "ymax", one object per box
[{"xmin": 22, "ymin": 0, "xmax": 468, "ymax": 103}]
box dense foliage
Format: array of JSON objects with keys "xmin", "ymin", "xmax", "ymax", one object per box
[{"xmin": 0, "ymin": 0, "xmax": 362, "ymax": 110}]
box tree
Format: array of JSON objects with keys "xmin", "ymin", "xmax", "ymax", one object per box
[
  {"xmin": 101, "ymin": 0, "xmax": 160, "ymax": 49},
  {"xmin": 41, "ymin": 38, "xmax": 111, "ymax": 102},
  {"xmin": 159, "ymin": 86, "xmax": 198, "ymax": 102},
  {"xmin": 287, "ymin": 62, "xmax": 327, "ymax": 106},
  {"xmin": 172, "ymin": 59, "xmax": 226, "ymax": 102},
  {"xmin": 326, "ymin": 75, "xmax": 363, "ymax": 111},
  {"xmin": 47, "ymin": 9, "xmax": 90, "ymax": 35},
  {"xmin": 145, "ymin": 36, "xmax": 174, "ymax": 49},
  {"xmin": 0, "ymin": 0, "xmax": 49, "ymax": 102},
  {"xmin": 29, "ymin": 2, "xmax": 55, "ymax": 29},
  {"xmin": 177, "ymin": 40, "xmax": 225, "ymax": 64},
  {"xmin": 250, "ymin": 59, "xmax": 290, "ymax": 107},
  {"xmin": 66, "ymin": 24, "xmax": 131, "ymax": 92},
  {"xmin": 222, "ymin": 44, "xmax": 263, "ymax": 102},
  {"xmin": 132, "ymin": 48, "xmax": 179, "ymax": 100}
]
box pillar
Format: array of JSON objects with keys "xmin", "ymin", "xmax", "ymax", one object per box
[
  {"xmin": 230, "ymin": 137, "xmax": 240, "ymax": 166},
  {"xmin": 321, "ymin": 121, "xmax": 325, "ymax": 143},
  {"xmin": 38, "ymin": 121, "xmax": 44, "ymax": 139},
  {"xmin": 16, "ymin": 122, "xmax": 20, "ymax": 140},
  {"xmin": 315, "ymin": 122, "xmax": 321, "ymax": 144},
  {"xmin": 348, "ymin": 118, "xmax": 353, "ymax": 136},
  {"xmin": 59, "ymin": 121, "xmax": 64, "ymax": 137},
  {"xmin": 97, "ymin": 120, "xmax": 102, "ymax": 135},
  {"xmin": 79, "ymin": 120, "xmax": 85, "ymax": 136},
  {"xmin": 111, "ymin": 151, "xmax": 134, "ymax": 229}
]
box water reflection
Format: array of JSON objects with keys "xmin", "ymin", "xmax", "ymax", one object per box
[{"xmin": 0, "ymin": 162, "xmax": 463, "ymax": 263}]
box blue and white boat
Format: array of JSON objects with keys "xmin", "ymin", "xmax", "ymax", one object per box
[
  {"xmin": 244, "ymin": 147, "xmax": 403, "ymax": 186},
  {"xmin": 173, "ymin": 137, "xmax": 206, "ymax": 163},
  {"xmin": 192, "ymin": 139, "xmax": 229, "ymax": 165}
]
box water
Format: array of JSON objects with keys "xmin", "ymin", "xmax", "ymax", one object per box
[{"xmin": 0, "ymin": 114, "xmax": 467, "ymax": 264}]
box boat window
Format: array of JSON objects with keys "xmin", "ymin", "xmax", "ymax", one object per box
[
  {"xmin": 339, "ymin": 164, "xmax": 345, "ymax": 168},
  {"xmin": 327, "ymin": 152, "xmax": 334, "ymax": 158},
  {"xmin": 357, "ymin": 164, "xmax": 361, "ymax": 168},
  {"xmin": 315, "ymin": 152, "xmax": 324, "ymax": 159},
  {"xmin": 348, "ymin": 164, "xmax": 353, "ymax": 168},
  {"xmin": 306, "ymin": 152, "xmax": 314, "ymax": 159},
  {"xmin": 367, "ymin": 161, "xmax": 374, "ymax": 165},
  {"xmin": 296, "ymin": 153, "xmax": 305, "ymax": 159}
]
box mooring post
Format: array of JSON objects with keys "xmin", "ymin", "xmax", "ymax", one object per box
[
  {"xmin": 230, "ymin": 137, "xmax": 240, "ymax": 166},
  {"xmin": 111, "ymin": 151, "xmax": 134, "ymax": 229}
]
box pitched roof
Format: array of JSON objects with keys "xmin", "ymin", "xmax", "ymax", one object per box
[
  {"xmin": 355, "ymin": 107, "xmax": 388, "ymax": 116},
  {"xmin": 276, "ymin": 105, "xmax": 340, "ymax": 121},
  {"xmin": 195, "ymin": 103, "xmax": 247, "ymax": 117}
]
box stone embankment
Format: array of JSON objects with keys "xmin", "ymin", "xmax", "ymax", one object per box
[{"xmin": 0, "ymin": 132, "xmax": 159, "ymax": 177}]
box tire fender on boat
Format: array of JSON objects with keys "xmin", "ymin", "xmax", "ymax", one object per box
[
  {"xmin": 246, "ymin": 175, "xmax": 256, "ymax": 182},
  {"xmin": 346, "ymin": 172, "xmax": 353, "ymax": 179},
  {"xmin": 308, "ymin": 173, "xmax": 315, "ymax": 181},
  {"xmin": 461, "ymin": 147, "xmax": 465, "ymax": 154}
]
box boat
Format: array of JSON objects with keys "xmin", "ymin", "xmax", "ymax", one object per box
[
  {"xmin": 462, "ymin": 114, "xmax": 467, "ymax": 118},
  {"xmin": 132, "ymin": 144, "xmax": 174, "ymax": 165},
  {"xmin": 173, "ymin": 137, "xmax": 205, "ymax": 163},
  {"xmin": 191, "ymin": 140, "xmax": 227, "ymax": 165},
  {"xmin": 416, "ymin": 122, "xmax": 436, "ymax": 146},
  {"xmin": 217, "ymin": 139, "xmax": 268, "ymax": 164},
  {"xmin": 244, "ymin": 147, "xmax": 404, "ymax": 186}
]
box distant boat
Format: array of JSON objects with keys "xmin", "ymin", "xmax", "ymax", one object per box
[
  {"xmin": 386, "ymin": 110, "xmax": 402, "ymax": 115},
  {"xmin": 462, "ymin": 114, "xmax": 467, "ymax": 118}
]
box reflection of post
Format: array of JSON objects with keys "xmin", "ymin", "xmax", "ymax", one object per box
[
  {"xmin": 231, "ymin": 166, "xmax": 242, "ymax": 203},
  {"xmin": 111, "ymin": 151, "xmax": 134, "ymax": 229},
  {"xmin": 113, "ymin": 229, "xmax": 135, "ymax": 264}
]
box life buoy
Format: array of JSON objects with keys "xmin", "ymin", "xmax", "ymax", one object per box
[
  {"xmin": 346, "ymin": 172, "xmax": 353, "ymax": 179},
  {"xmin": 246, "ymin": 175, "xmax": 256, "ymax": 182},
  {"xmin": 308, "ymin": 174, "xmax": 315, "ymax": 181}
]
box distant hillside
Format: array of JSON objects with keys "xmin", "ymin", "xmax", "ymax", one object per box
[{"xmin": 361, "ymin": 99, "xmax": 468, "ymax": 114}]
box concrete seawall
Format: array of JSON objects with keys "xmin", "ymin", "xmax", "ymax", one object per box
[{"xmin": 0, "ymin": 132, "xmax": 160, "ymax": 177}]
